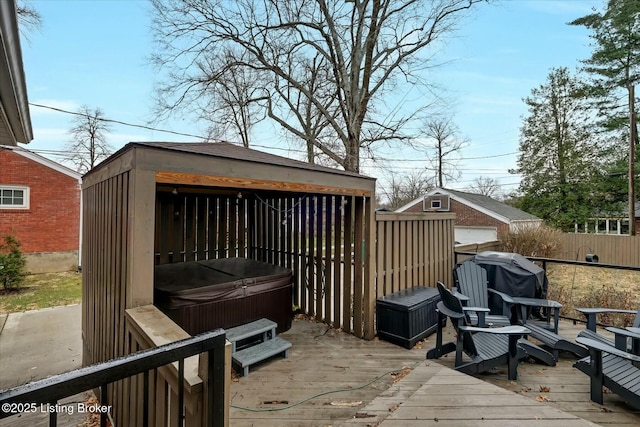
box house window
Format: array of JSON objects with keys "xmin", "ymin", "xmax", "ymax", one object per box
[
  {"xmin": 0, "ymin": 186, "xmax": 29, "ymax": 209},
  {"xmin": 431, "ymin": 200, "xmax": 441, "ymax": 209}
]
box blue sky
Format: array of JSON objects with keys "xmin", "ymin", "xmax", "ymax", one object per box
[{"xmin": 20, "ymin": 0, "xmax": 602, "ymax": 195}]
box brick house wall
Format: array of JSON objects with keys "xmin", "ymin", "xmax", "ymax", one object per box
[
  {"xmin": 404, "ymin": 197, "xmax": 509, "ymax": 235},
  {"xmin": 0, "ymin": 149, "xmax": 80, "ymax": 254}
]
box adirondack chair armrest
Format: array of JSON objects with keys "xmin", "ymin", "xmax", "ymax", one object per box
[
  {"xmin": 487, "ymin": 288, "xmax": 515, "ymax": 304},
  {"xmin": 504, "ymin": 296, "xmax": 561, "ymax": 332},
  {"xmin": 606, "ymin": 327, "xmax": 640, "ymax": 340},
  {"xmin": 605, "ymin": 327, "xmax": 640, "ymax": 353},
  {"xmin": 509, "ymin": 296, "xmax": 562, "ymax": 309},
  {"xmin": 451, "ymin": 288, "xmax": 470, "ymax": 302},
  {"xmin": 462, "ymin": 306, "xmax": 490, "ymax": 313},
  {"xmin": 576, "ymin": 308, "xmax": 638, "ymax": 332},
  {"xmin": 462, "ymin": 306, "xmax": 489, "ymax": 327},
  {"xmin": 459, "ymin": 325, "xmax": 529, "ymax": 335},
  {"xmin": 576, "ymin": 337, "xmax": 640, "ymax": 363},
  {"xmin": 436, "ymin": 301, "xmax": 465, "ymax": 320}
]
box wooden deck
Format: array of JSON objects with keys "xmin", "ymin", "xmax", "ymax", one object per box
[{"xmin": 229, "ymin": 318, "xmax": 640, "ymax": 426}]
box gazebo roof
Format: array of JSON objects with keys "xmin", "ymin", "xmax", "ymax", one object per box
[
  {"xmin": 84, "ymin": 141, "xmax": 375, "ymax": 198},
  {"xmin": 127, "ymin": 142, "xmax": 371, "ymax": 179}
]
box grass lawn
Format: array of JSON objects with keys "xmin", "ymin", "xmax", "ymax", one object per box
[{"xmin": 0, "ymin": 272, "xmax": 82, "ymax": 314}]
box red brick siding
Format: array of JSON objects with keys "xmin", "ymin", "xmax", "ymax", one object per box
[
  {"xmin": 0, "ymin": 150, "xmax": 80, "ymax": 253},
  {"xmin": 404, "ymin": 198, "xmax": 509, "ymax": 234}
]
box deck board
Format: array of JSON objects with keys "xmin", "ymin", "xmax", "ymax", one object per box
[{"xmin": 229, "ymin": 318, "xmax": 639, "ymax": 426}]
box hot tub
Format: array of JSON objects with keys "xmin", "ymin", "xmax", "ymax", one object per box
[{"xmin": 154, "ymin": 257, "xmax": 293, "ymax": 335}]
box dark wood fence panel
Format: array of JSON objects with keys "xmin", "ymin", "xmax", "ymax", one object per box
[{"xmin": 82, "ymin": 171, "xmax": 134, "ymax": 426}]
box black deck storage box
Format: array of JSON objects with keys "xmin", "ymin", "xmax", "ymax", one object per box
[{"xmin": 376, "ymin": 286, "xmax": 440, "ymax": 349}]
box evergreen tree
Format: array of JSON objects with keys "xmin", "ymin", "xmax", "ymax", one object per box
[
  {"xmin": 570, "ymin": 0, "xmax": 639, "ymax": 234},
  {"xmin": 512, "ymin": 67, "xmax": 598, "ymax": 230}
]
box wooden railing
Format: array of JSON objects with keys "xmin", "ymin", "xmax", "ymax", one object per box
[
  {"xmin": 124, "ymin": 305, "xmax": 232, "ymax": 426},
  {"xmin": 0, "ymin": 318, "xmax": 228, "ymax": 427}
]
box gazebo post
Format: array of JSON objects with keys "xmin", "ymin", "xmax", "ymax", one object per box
[
  {"xmin": 364, "ymin": 194, "xmax": 376, "ymax": 340},
  {"xmin": 127, "ymin": 169, "xmax": 155, "ymax": 307}
]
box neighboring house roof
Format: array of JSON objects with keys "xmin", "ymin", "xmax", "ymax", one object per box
[
  {"xmin": 101, "ymin": 141, "xmax": 374, "ymax": 180},
  {"xmin": 0, "ymin": 0, "xmax": 33, "ymax": 145},
  {"xmin": 1, "ymin": 145, "xmax": 82, "ymax": 182},
  {"xmin": 396, "ymin": 187, "xmax": 541, "ymax": 225}
]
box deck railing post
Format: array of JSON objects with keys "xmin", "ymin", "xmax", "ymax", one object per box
[
  {"xmin": 100, "ymin": 383, "xmax": 108, "ymax": 427},
  {"xmin": 206, "ymin": 345, "xmax": 226, "ymax": 426},
  {"xmin": 49, "ymin": 401, "xmax": 56, "ymax": 426}
]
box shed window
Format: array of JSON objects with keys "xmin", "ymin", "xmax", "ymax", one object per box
[
  {"xmin": 431, "ymin": 200, "xmax": 441, "ymax": 209},
  {"xmin": 0, "ymin": 186, "xmax": 29, "ymax": 209}
]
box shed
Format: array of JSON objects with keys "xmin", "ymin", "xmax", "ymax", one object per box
[{"xmin": 81, "ymin": 141, "xmax": 377, "ymax": 370}]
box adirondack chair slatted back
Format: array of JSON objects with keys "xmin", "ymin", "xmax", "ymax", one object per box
[
  {"xmin": 436, "ymin": 281, "xmax": 479, "ymax": 357},
  {"xmin": 454, "ymin": 260, "xmax": 490, "ymax": 308}
]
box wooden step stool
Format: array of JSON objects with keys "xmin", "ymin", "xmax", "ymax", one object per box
[{"xmin": 226, "ymin": 318, "xmax": 292, "ymax": 376}]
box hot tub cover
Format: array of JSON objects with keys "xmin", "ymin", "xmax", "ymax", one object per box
[{"xmin": 154, "ymin": 257, "xmax": 293, "ymax": 309}]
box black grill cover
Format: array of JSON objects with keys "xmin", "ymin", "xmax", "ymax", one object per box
[{"xmin": 469, "ymin": 251, "xmax": 549, "ymax": 314}]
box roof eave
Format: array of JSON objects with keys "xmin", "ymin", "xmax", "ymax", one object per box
[{"xmin": 0, "ymin": 0, "xmax": 33, "ymax": 146}]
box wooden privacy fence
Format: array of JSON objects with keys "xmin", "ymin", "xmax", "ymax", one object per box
[
  {"xmin": 375, "ymin": 212, "xmax": 456, "ymax": 296},
  {"xmin": 560, "ymin": 233, "xmax": 640, "ymax": 267}
]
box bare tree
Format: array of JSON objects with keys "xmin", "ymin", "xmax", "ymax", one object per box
[
  {"xmin": 16, "ymin": 0, "xmax": 42, "ymax": 38},
  {"xmin": 469, "ymin": 176, "xmax": 501, "ymax": 198},
  {"xmin": 420, "ymin": 117, "xmax": 468, "ymax": 187},
  {"xmin": 150, "ymin": 0, "xmax": 485, "ymax": 172},
  {"xmin": 200, "ymin": 51, "xmax": 266, "ymax": 147},
  {"xmin": 267, "ymin": 53, "xmax": 340, "ymax": 164},
  {"xmin": 65, "ymin": 106, "xmax": 113, "ymax": 174},
  {"xmin": 381, "ymin": 170, "xmax": 433, "ymax": 210}
]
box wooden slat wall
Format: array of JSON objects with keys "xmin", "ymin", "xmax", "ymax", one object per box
[
  {"xmin": 155, "ymin": 192, "xmax": 250, "ymax": 265},
  {"xmin": 375, "ymin": 213, "xmax": 456, "ymax": 297},
  {"xmin": 561, "ymin": 233, "xmax": 640, "ymax": 267},
  {"xmin": 153, "ymin": 190, "xmax": 374, "ymax": 338},
  {"xmin": 82, "ymin": 171, "xmax": 131, "ymax": 425}
]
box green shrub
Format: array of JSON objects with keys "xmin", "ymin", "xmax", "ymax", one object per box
[
  {"xmin": 0, "ymin": 235, "xmax": 28, "ymax": 290},
  {"xmin": 498, "ymin": 224, "xmax": 563, "ymax": 258}
]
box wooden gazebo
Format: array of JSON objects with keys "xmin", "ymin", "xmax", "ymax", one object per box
[{"xmin": 82, "ymin": 141, "xmax": 376, "ymax": 367}]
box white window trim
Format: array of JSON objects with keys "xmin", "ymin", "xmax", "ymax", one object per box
[
  {"xmin": 0, "ymin": 185, "xmax": 30, "ymax": 209},
  {"xmin": 431, "ymin": 200, "xmax": 441, "ymax": 209}
]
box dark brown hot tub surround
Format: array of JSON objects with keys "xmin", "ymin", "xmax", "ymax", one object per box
[{"xmin": 154, "ymin": 257, "xmax": 293, "ymax": 335}]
